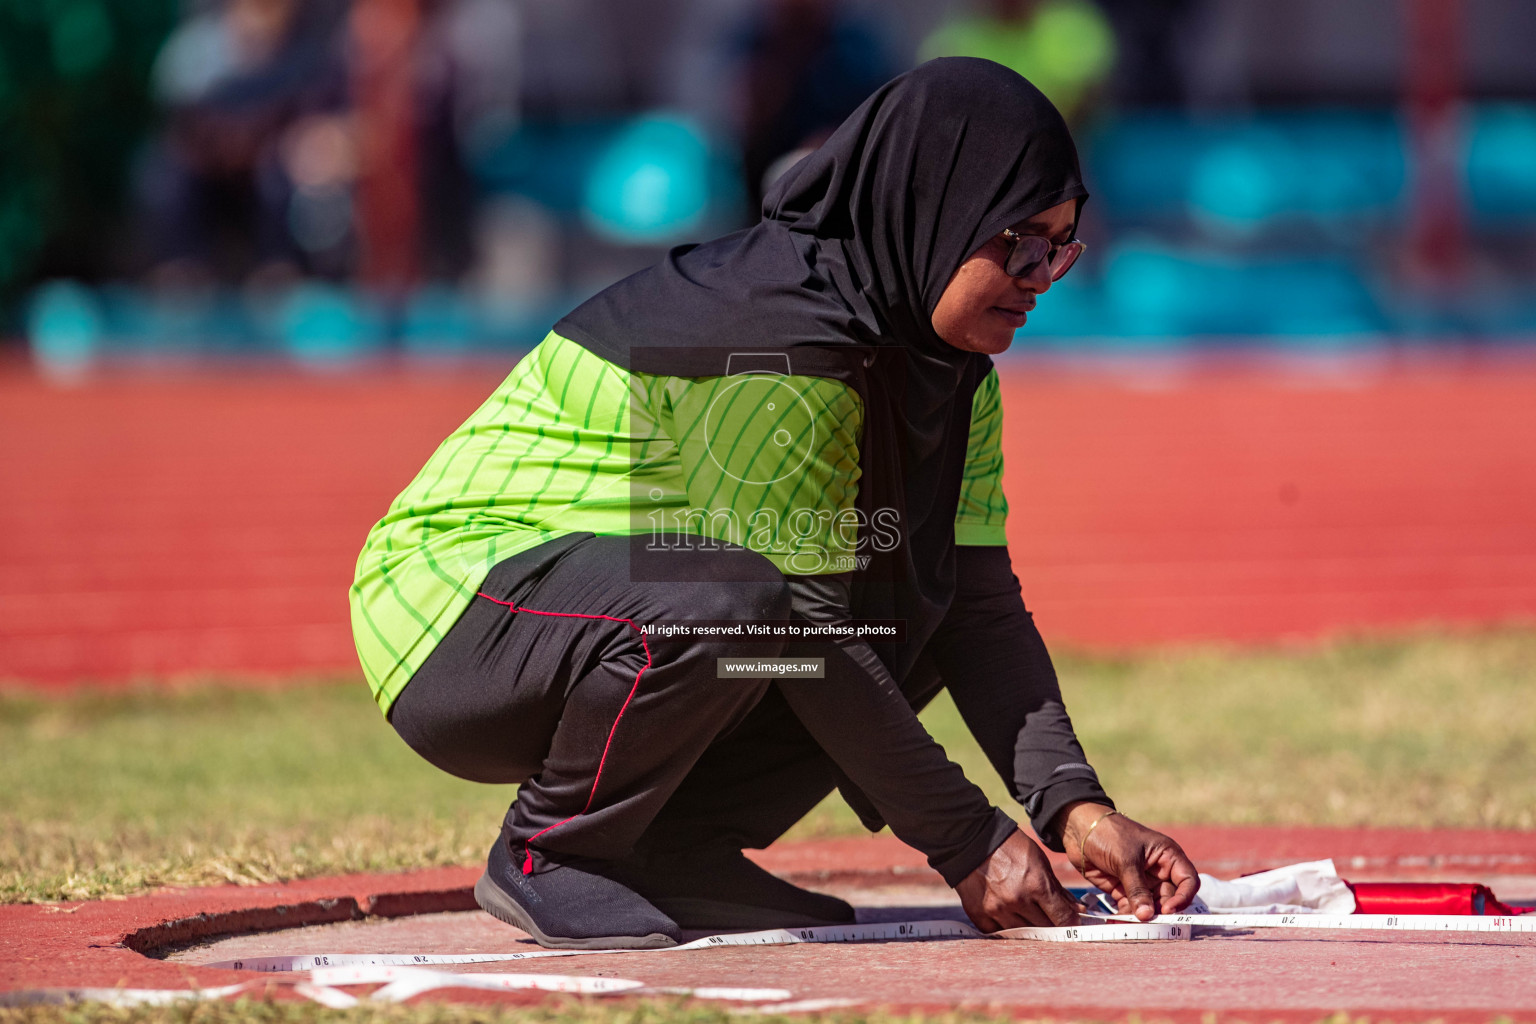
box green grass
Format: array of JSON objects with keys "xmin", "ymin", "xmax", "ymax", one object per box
[
  {"xmin": 0, "ymin": 999, "xmax": 1072, "ymax": 1024},
  {"xmin": 0, "ymin": 999, "xmax": 1518, "ymax": 1024},
  {"xmin": 3, "ymin": 629, "xmax": 1534, "ymax": 905},
  {"xmin": 0, "ymin": 1002, "xmax": 1516, "ymax": 1024},
  {"xmin": 926, "ymin": 626, "xmax": 1536, "ymax": 834}
]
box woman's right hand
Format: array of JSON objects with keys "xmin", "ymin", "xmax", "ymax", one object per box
[{"xmin": 955, "ymin": 828, "xmax": 1081, "ymax": 930}]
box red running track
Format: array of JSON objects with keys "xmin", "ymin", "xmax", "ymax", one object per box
[
  {"xmin": 4, "ymin": 830, "xmax": 1534, "ymax": 1018},
  {"xmin": 2, "ymin": 352, "xmax": 1534, "ymax": 686}
]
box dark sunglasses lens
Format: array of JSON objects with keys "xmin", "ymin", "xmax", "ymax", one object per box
[
  {"xmin": 1004, "ymin": 235, "xmax": 1052, "ymax": 276},
  {"xmin": 1049, "ymin": 241, "xmax": 1085, "ymax": 281}
]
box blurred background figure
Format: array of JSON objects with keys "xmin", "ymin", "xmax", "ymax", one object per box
[
  {"xmin": 413, "ymin": 0, "xmax": 524, "ymax": 286},
  {"xmin": 137, "ymin": 0, "xmax": 522, "ymax": 296},
  {"xmin": 5, "ymin": 0, "xmax": 1536, "ymax": 358},
  {"xmin": 139, "ymin": 0, "xmax": 352, "ymax": 288},
  {"xmin": 917, "ymin": 0, "xmax": 1116, "ymax": 125},
  {"xmin": 725, "ymin": 0, "xmax": 896, "ymax": 210},
  {"xmin": 1094, "ymin": 0, "xmax": 1198, "ymax": 108}
]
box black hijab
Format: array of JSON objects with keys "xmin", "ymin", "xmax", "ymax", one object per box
[{"xmin": 556, "ymin": 57, "xmax": 1088, "ymax": 680}]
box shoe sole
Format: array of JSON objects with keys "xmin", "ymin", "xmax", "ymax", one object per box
[
  {"xmin": 652, "ymin": 895, "xmax": 857, "ymax": 931},
  {"xmin": 474, "ymin": 871, "xmax": 679, "ymax": 950}
]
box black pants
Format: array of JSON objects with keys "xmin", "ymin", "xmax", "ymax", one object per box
[
  {"xmin": 391, "ymin": 535, "xmax": 1102, "ymax": 873},
  {"xmin": 390, "ymin": 532, "xmax": 830, "ymax": 865}
]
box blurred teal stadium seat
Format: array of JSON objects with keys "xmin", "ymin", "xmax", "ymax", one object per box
[
  {"xmin": 21, "ymin": 105, "xmax": 1536, "ymax": 362},
  {"xmin": 471, "ymin": 113, "xmax": 742, "ymax": 244},
  {"xmin": 1012, "ymin": 239, "xmax": 1385, "ymax": 343},
  {"xmin": 473, "ymin": 119, "xmax": 619, "ymax": 213},
  {"xmin": 277, "ymin": 283, "xmax": 385, "ymax": 365},
  {"xmin": 27, "ymin": 280, "xmax": 103, "ymax": 377},
  {"xmin": 582, "ymin": 114, "xmax": 714, "ymax": 243},
  {"xmin": 108, "ymin": 286, "xmax": 255, "ymax": 356},
  {"xmin": 400, "ymin": 285, "xmax": 477, "ymax": 355},
  {"xmin": 1467, "ymin": 105, "xmax": 1536, "ymax": 225},
  {"xmin": 1086, "ymin": 110, "xmax": 1407, "ymax": 229}
]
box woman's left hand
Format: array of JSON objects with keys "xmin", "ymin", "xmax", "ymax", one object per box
[{"xmin": 1058, "ymin": 802, "xmax": 1200, "ymax": 922}]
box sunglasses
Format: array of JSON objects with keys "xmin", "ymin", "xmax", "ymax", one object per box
[{"xmin": 1000, "ymin": 228, "xmax": 1087, "ymax": 281}]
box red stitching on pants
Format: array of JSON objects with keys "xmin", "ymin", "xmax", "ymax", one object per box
[{"xmin": 475, "ymin": 590, "xmax": 652, "ymax": 874}]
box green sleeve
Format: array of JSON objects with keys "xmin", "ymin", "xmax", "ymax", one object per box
[
  {"xmin": 647, "ymin": 371, "xmax": 864, "ymax": 575},
  {"xmin": 954, "ymin": 366, "xmax": 1009, "ymax": 546}
]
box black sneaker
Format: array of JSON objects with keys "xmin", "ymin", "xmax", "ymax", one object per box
[
  {"xmin": 474, "ymin": 827, "xmax": 681, "ymax": 949},
  {"xmin": 614, "ymin": 845, "xmax": 856, "ymax": 930}
]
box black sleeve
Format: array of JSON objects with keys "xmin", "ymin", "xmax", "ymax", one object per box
[
  {"xmin": 777, "ymin": 573, "xmax": 1017, "ymax": 887},
  {"xmin": 925, "ymin": 545, "xmax": 1114, "ymax": 852}
]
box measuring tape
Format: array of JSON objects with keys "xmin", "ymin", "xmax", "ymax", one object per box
[
  {"xmin": 1143, "ymin": 911, "xmax": 1536, "ymax": 933},
  {"xmin": 995, "ymin": 919, "xmax": 1188, "ymax": 942},
  {"xmin": 203, "ymin": 909, "xmax": 1535, "ymax": 974},
  {"xmin": 16, "ymin": 912, "xmax": 1529, "ymax": 1010},
  {"xmin": 206, "ymin": 919, "xmax": 981, "ymax": 971},
  {"xmin": 203, "ymin": 916, "xmax": 1185, "ymax": 973}
]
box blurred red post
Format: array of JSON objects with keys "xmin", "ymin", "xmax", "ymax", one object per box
[
  {"xmin": 351, "ymin": 0, "xmax": 421, "ymax": 299},
  {"xmin": 1404, "ymin": 0, "xmax": 1465, "ymax": 285}
]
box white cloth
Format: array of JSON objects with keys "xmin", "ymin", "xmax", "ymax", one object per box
[{"xmin": 1195, "ymin": 858, "xmax": 1357, "ymax": 914}]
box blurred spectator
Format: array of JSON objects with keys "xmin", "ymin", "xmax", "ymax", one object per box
[
  {"xmin": 517, "ymin": 0, "xmax": 631, "ymax": 117},
  {"xmin": 413, "ymin": 0, "xmax": 523, "ymax": 284},
  {"xmin": 728, "ymin": 0, "xmax": 897, "ymax": 211},
  {"xmin": 137, "ymin": 0, "xmax": 352, "ymax": 288},
  {"xmin": 918, "ymin": 0, "xmax": 1116, "ymax": 125},
  {"xmin": 1096, "ymin": 0, "xmax": 1198, "ymax": 108}
]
